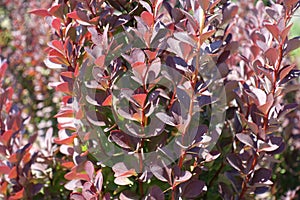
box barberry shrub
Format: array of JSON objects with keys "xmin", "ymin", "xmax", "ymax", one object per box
[{"xmin": 21, "ymin": 0, "xmax": 300, "ymax": 199}]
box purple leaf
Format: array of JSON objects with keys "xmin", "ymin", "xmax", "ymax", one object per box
[
  {"xmin": 150, "ymin": 165, "xmax": 169, "ymax": 183},
  {"xmin": 109, "ymin": 130, "xmax": 139, "ymax": 150},
  {"xmin": 284, "ymin": 37, "xmax": 300, "ymax": 55},
  {"xmin": 156, "ymin": 112, "xmax": 176, "ymax": 126},
  {"xmin": 95, "ymin": 170, "xmax": 103, "ymax": 192},
  {"xmin": 265, "ymin": 48, "xmax": 278, "ymax": 66},
  {"xmin": 236, "ymin": 133, "xmax": 254, "ymax": 147},
  {"xmin": 85, "ymin": 161, "xmax": 94, "ymax": 181},
  {"xmin": 251, "ymin": 168, "xmax": 272, "ymax": 184},
  {"xmin": 112, "ymin": 162, "xmax": 137, "ymax": 178},
  {"xmin": 226, "ymin": 153, "xmax": 243, "ymax": 171},
  {"xmin": 280, "ymin": 69, "xmax": 300, "ymax": 84},
  {"xmin": 70, "ymin": 193, "xmax": 85, "ymax": 200},
  {"xmin": 82, "ymin": 182, "xmax": 97, "ymax": 200},
  {"xmin": 119, "ymin": 190, "xmax": 139, "ymax": 200},
  {"xmin": 223, "ymin": 4, "xmax": 238, "ymax": 23},
  {"xmin": 265, "ymin": 23, "xmax": 280, "ymax": 42},
  {"xmin": 181, "ymin": 180, "xmax": 205, "ymax": 198},
  {"xmin": 145, "ymin": 186, "xmax": 165, "ymax": 200}
]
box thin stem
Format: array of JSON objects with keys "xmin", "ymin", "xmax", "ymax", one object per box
[
  {"xmin": 239, "ymin": 152, "xmax": 258, "ymax": 199},
  {"xmin": 138, "ymin": 140, "xmax": 144, "ymax": 196}
]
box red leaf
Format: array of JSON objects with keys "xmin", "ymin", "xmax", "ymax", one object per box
[
  {"xmin": 0, "ymin": 130, "xmax": 14, "ymax": 146},
  {"xmin": 51, "ymin": 40, "xmax": 65, "ymax": 54},
  {"xmin": 281, "ymin": 23, "xmax": 293, "ymax": 41},
  {"xmin": 265, "ymin": 48, "xmax": 278, "ymax": 66},
  {"xmin": 95, "ymin": 55, "xmax": 106, "ymax": 68},
  {"xmin": 0, "ymin": 166, "xmax": 11, "ymax": 175},
  {"xmin": 49, "ymin": 56, "xmax": 69, "ymax": 66},
  {"xmin": 64, "ymin": 170, "xmax": 90, "ymax": 182},
  {"xmin": 8, "ymin": 153, "xmax": 19, "ymax": 163},
  {"xmin": 54, "ymin": 110, "xmax": 74, "ymax": 118},
  {"xmin": 199, "ymin": 0, "xmax": 210, "ymax": 11},
  {"xmin": 29, "ymin": 9, "xmax": 51, "ymax": 17},
  {"xmin": 132, "ymin": 93, "xmax": 147, "ymax": 107},
  {"xmin": 102, "ymin": 95, "xmax": 112, "ymax": 106},
  {"xmin": 279, "ymin": 64, "xmax": 296, "ymax": 81},
  {"xmin": 52, "ymin": 18, "xmax": 61, "ymax": 32},
  {"xmin": 22, "ymin": 152, "xmax": 31, "ymax": 165},
  {"xmin": 67, "ymin": 10, "xmax": 89, "ymax": 23},
  {"xmin": 0, "ymin": 182, "xmax": 8, "ymax": 195},
  {"xmin": 250, "ymin": 45, "xmax": 261, "ymax": 58},
  {"xmin": 132, "ymin": 62, "xmax": 146, "ymax": 77},
  {"xmin": 0, "ymin": 61, "xmax": 8, "ymax": 79},
  {"xmin": 284, "ymin": 0, "xmax": 299, "ymax": 7},
  {"xmin": 56, "ymin": 82, "xmax": 71, "ymax": 94},
  {"xmin": 265, "ymin": 23, "xmax": 280, "ymax": 42},
  {"xmin": 141, "ymin": 11, "xmax": 154, "ymax": 27},
  {"xmin": 67, "ymin": 11, "xmax": 80, "ymax": 20},
  {"xmin": 49, "ymin": 50, "xmax": 65, "ymax": 60},
  {"xmin": 61, "ymin": 162, "xmax": 75, "ymax": 169},
  {"xmin": 62, "ymin": 96, "xmax": 72, "ymax": 104},
  {"xmin": 9, "ymin": 188, "xmax": 24, "ymax": 200},
  {"xmin": 61, "ymin": 71, "xmax": 74, "ymax": 79},
  {"xmin": 54, "ymin": 133, "xmax": 77, "ymax": 145},
  {"xmin": 49, "ymin": 4, "xmax": 62, "ymax": 17},
  {"xmin": 145, "ymin": 50, "xmax": 157, "ymax": 61},
  {"xmin": 8, "ymin": 166, "xmax": 17, "ymax": 179},
  {"xmin": 200, "ymin": 30, "xmax": 216, "ymax": 44}
]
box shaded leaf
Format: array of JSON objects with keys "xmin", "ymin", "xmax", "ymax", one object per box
[
  {"xmin": 226, "ymin": 153, "xmax": 243, "ymax": 171},
  {"xmin": 181, "ymin": 180, "xmax": 205, "ymax": 198},
  {"xmin": 236, "ymin": 133, "xmax": 254, "ymax": 147},
  {"xmin": 251, "ymin": 168, "xmax": 272, "ymax": 184}
]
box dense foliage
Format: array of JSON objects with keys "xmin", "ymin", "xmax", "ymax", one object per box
[{"xmin": 0, "ymin": 0, "xmax": 300, "ymax": 199}]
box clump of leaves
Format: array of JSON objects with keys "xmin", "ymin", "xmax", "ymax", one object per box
[{"xmin": 26, "ymin": 0, "xmax": 300, "ymax": 199}]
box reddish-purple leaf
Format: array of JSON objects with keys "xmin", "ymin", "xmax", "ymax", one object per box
[
  {"xmin": 119, "ymin": 190, "xmax": 139, "ymax": 200},
  {"xmin": 70, "ymin": 193, "xmax": 85, "ymax": 200},
  {"xmin": 150, "ymin": 165, "xmax": 170, "ymax": 183},
  {"xmin": 84, "ymin": 161, "xmax": 94, "ymax": 181},
  {"xmin": 95, "ymin": 170, "xmax": 103, "ymax": 192},
  {"xmin": 112, "ymin": 162, "xmax": 137, "ymax": 178},
  {"xmin": 174, "ymin": 170, "xmax": 192, "ymax": 186},
  {"xmin": 141, "ymin": 11, "xmax": 154, "ymax": 27},
  {"xmin": 265, "ymin": 48, "xmax": 278, "ymax": 66},
  {"xmin": 223, "ymin": 4, "xmax": 238, "ymax": 23},
  {"xmin": 145, "ymin": 186, "xmax": 164, "ymax": 200},
  {"xmin": 0, "ymin": 165, "xmax": 11, "ymax": 175},
  {"xmin": 226, "ymin": 153, "xmax": 243, "ymax": 171},
  {"xmin": 285, "ymin": 37, "xmax": 300, "ymax": 55},
  {"xmin": 265, "ymin": 23, "xmax": 280, "ymax": 42},
  {"xmin": 279, "ymin": 64, "xmax": 296, "ymax": 81},
  {"xmin": 95, "ymin": 55, "xmax": 106, "ymax": 68},
  {"xmin": 257, "ymin": 94, "xmax": 274, "ymax": 115},
  {"xmin": 236, "ymin": 133, "xmax": 254, "ymax": 147},
  {"xmin": 251, "ymin": 168, "xmax": 272, "ymax": 184},
  {"xmin": 29, "ymin": 9, "xmax": 51, "ymax": 17},
  {"xmin": 281, "ymin": 23, "xmax": 293, "ymax": 41},
  {"xmin": 9, "ymin": 188, "xmax": 24, "ymax": 200},
  {"xmin": 181, "ymin": 180, "xmax": 205, "ymax": 198}
]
